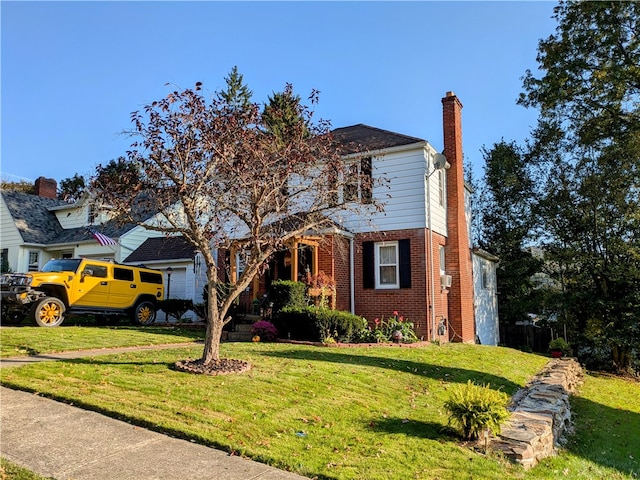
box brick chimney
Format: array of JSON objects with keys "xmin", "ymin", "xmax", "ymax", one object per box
[
  {"xmin": 442, "ymin": 92, "xmax": 475, "ymax": 343},
  {"xmin": 34, "ymin": 177, "xmax": 57, "ymax": 199}
]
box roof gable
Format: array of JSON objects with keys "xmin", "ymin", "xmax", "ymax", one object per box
[
  {"xmin": 332, "ymin": 124, "xmax": 425, "ymax": 155},
  {"xmin": 1, "ymin": 191, "xmax": 66, "ymax": 244}
]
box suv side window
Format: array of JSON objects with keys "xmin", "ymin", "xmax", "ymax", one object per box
[
  {"xmin": 83, "ymin": 264, "xmax": 108, "ymax": 278},
  {"xmin": 114, "ymin": 267, "xmax": 134, "ymax": 281},
  {"xmin": 140, "ymin": 271, "xmax": 163, "ymax": 284}
]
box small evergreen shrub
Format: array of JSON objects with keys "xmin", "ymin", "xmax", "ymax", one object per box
[
  {"xmin": 443, "ymin": 380, "xmax": 510, "ymax": 440},
  {"xmin": 251, "ymin": 320, "xmax": 278, "ymax": 341},
  {"xmin": 269, "ymin": 280, "xmax": 307, "ymax": 313}
]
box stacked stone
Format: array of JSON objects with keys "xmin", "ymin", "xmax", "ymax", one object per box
[{"xmin": 490, "ymin": 358, "xmax": 583, "ymax": 469}]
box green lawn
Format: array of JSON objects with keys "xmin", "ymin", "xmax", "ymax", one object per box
[
  {"xmin": 0, "ymin": 324, "xmax": 205, "ymax": 357},
  {"xmin": 1, "ymin": 329, "xmax": 638, "ymax": 480}
]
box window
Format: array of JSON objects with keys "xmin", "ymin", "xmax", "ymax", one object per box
[
  {"xmin": 140, "ymin": 271, "xmax": 163, "ymax": 284},
  {"xmin": 376, "ymin": 242, "xmax": 398, "ymax": 288},
  {"xmin": 344, "ymin": 157, "xmax": 373, "ymax": 204},
  {"xmin": 1, "ymin": 248, "xmax": 8, "ymax": 273},
  {"xmin": 363, "ymin": 239, "xmax": 411, "ymax": 289},
  {"xmin": 88, "ymin": 204, "xmax": 96, "ymax": 224},
  {"xmin": 438, "ymin": 170, "xmax": 446, "ymax": 207},
  {"xmin": 28, "ymin": 251, "xmax": 39, "ymax": 272},
  {"xmin": 83, "ymin": 264, "xmax": 107, "ymax": 278},
  {"xmin": 482, "ymin": 264, "xmax": 490, "ymax": 290},
  {"xmin": 114, "ymin": 267, "xmax": 134, "ymax": 281}
]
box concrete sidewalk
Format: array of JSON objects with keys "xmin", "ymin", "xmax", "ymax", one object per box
[{"xmin": 0, "ymin": 347, "xmax": 308, "ymax": 480}]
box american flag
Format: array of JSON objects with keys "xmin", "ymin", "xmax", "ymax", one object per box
[{"xmin": 88, "ymin": 229, "xmax": 117, "ymax": 246}]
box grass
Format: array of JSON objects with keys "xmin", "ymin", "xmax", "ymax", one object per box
[
  {"xmin": 0, "ymin": 458, "xmax": 53, "ymax": 480},
  {"xmin": 0, "ymin": 324, "xmax": 205, "ymax": 358},
  {"xmin": 1, "ymin": 327, "xmax": 638, "ymax": 479}
]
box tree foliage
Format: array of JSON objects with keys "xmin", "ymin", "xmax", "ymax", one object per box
[
  {"xmin": 58, "ymin": 173, "xmax": 85, "ymax": 201},
  {"xmin": 0, "ymin": 180, "xmax": 33, "ymax": 194},
  {"xmin": 520, "ymin": 1, "xmax": 640, "ymax": 373},
  {"xmin": 91, "ymin": 72, "xmax": 376, "ymax": 368},
  {"xmin": 476, "ymin": 140, "xmax": 542, "ymax": 341}
]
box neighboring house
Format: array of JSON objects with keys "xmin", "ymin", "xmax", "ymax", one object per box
[
  {"xmin": 0, "ymin": 177, "xmax": 163, "ymax": 274},
  {"xmin": 1, "ymin": 92, "xmax": 499, "ymax": 343}
]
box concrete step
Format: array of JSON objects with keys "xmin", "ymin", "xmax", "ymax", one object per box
[
  {"xmin": 227, "ymin": 331, "xmax": 254, "ymax": 342},
  {"xmin": 234, "ymin": 323, "xmax": 255, "ymax": 333}
]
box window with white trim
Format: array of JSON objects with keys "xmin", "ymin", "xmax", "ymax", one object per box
[
  {"xmin": 438, "ymin": 170, "xmax": 446, "ymax": 207},
  {"xmin": 375, "ymin": 241, "xmax": 399, "ymax": 289},
  {"xmin": 343, "ymin": 157, "xmax": 372, "ymax": 204},
  {"xmin": 28, "ymin": 251, "xmax": 39, "ymax": 272},
  {"xmin": 439, "ymin": 246, "xmax": 446, "ymax": 275}
]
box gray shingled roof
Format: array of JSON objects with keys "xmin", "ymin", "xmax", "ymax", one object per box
[
  {"xmin": 2, "ymin": 191, "xmax": 158, "ymax": 246},
  {"xmin": 124, "ymin": 236, "xmax": 197, "ymax": 263},
  {"xmin": 332, "ymin": 124, "xmax": 425, "ymax": 155},
  {"xmin": 1, "ymin": 192, "xmax": 67, "ymax": 244}
]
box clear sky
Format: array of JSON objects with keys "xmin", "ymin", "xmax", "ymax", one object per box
[{"xmin": 1, "ymin": 1, "xmax": 557, "ymax": 186}]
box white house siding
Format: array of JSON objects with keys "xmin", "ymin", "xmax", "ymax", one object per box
[
  {"xmin": 473, "ymin": 252, "xmax": 499, "ymax": 346},
  {"xmin": 53, "ymin": 204, "xmax": 89, "ymax": 229},
  {"xmin": 340, "ymin": 146, "xmax": 450, "ymax": 236},
  {"xmin": 119, "ymin": 226, "xmax": 164, "ymax": 263},
  {"xmin": 0, "ymin": 198, "xmax": 23, "ymax": 270}
]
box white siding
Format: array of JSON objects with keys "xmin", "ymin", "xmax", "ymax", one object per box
[
  {"xmin": 339, "ymin": 149, "xmax": 424, "ymax": 233},
  {"xmin": 54, "ymin": 203, "xmax": 89, "ymax": 229},
  {"xmin": 0, "ymin": 196, "xmax": 23, "ymax": 271},
  {"xmin": 473, "ymin": 253, "xmax": 500, "ymax": 346}
]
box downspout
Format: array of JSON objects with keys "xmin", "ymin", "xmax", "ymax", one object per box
[
  {"xmin": 350, "ymin": 237, "xmax": 355, "ymax": 314},
  {"xmin": 426, "ymin": 153, "xmax": 436, "ymax": 341}
]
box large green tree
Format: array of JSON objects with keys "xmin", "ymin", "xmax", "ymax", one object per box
[
  {"xmin": 476, "ymin": 140, "xmax": 542, "ymax": 346},
  {"xmin": 520, "ymin": 1, "xmax": 640, "ymax": 372}
]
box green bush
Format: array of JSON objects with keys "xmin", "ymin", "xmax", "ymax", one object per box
[
  {"xmin": 269, "ymin": 280, "xmax": 307, "ymax": 312},
  {"xmin": 443, "ymin": 380, "xmax": 510, "ymax": 440},
  {"xmin": 272, "ymin": 306, "xmax": 368, "ymax": 343}
]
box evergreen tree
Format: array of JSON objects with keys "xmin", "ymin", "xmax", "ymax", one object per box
[
  {"xmin": 216, "ymin": 66, "xmax": 253, "ymax": 111},
  {"xmin": 477, "ymin": 140, "xmax": 542, "ymax": 346}
]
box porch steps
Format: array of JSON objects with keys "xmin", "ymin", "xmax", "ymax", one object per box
[{"xmin": 226, "ymin": 321, "xmax": 256, "ymax": 342}]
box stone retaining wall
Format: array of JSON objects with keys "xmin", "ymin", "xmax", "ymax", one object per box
[{"xmin": 491, "ymin": 358, "xmax": 583, "ymax": 469}]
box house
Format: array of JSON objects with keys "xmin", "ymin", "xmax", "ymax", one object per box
[
  {"xmin": 0, "ymin": 177, "xmax": 164, "ymax": 274},
  {"xmin": 1, "ymin": 92, "xmax": 499, "ymax": 343},
  {"xmin": 178, "ymin": 91, "xmax": 498, "ymax": 344}
]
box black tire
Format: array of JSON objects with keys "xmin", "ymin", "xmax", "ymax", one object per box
[
  {"xmin": 1, "ymin": 303, "xmax": 24, "ymax": 325},
  {"xmin": 131, "ymin": 300, "xmax": 156, "ymax": 326},
  {"xmin": 30, "ymin": 297, "xmax": 66, "ymax": 327}
]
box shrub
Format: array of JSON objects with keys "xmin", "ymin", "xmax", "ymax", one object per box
[
  {"xmin": 272, "ymin": 306, "xmax": 369, "ymax": 343},
  {"xmin": 158, "ymin": 299, "xmax": 194, "ymax": 321},
  {"xmin": 251, "ymin": 320, "xmax": 278, "ymax": 341},
  {"xmin": 269, "ymin": 280, "xmax": 307, "ymax": 313},
  {"xmin": 549, "ymin": 337, "xmax": 571, "ymax": 355},
  {"xmin": 443, "ymin": 380, "xmax": 510, "ymax": 440}
]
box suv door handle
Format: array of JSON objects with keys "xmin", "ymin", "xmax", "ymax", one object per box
[
  {"xmin": 100, "ymin": 281, "xmax": 108, "ymax": 286},
  {"xmin": 130, "ymin": 284, "xmax": 137, "ymax": 288}
]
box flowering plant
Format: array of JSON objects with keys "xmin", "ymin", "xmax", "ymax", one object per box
[
  {"xmin": 364, "ymin": 311, "xmax": 418, "ymax": 343},
  {"xmin": 251, "ymin": 320, "xmax": 278, "ymax": 341}
]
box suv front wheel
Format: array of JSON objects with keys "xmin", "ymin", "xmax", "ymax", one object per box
[
  {"xmin": 31, "ymin": 297, "xmax": 66, "ymax": 327},
  {"xmin": 131, "ymin": 300, "xmax": 156, "ymax": 326}
]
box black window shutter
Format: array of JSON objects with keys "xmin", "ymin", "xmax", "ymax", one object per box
[
  {"xmin": 363, "ymin": 241, "xmax": 375, "ymax": 289},
  {"xmin": 399, "ymin": 239, "xmax": 412, "ymax": 288}
]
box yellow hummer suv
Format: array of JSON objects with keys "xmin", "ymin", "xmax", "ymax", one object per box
[{"xmin": 1, "ymin": 258, "xmax": 164, "ymax": 327}]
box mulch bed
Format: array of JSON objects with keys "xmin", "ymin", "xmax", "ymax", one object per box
[{"xmin": 174, "ymin": 358, "xmax": 251, "ymax": 376}]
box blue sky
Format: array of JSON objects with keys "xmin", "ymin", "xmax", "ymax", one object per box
[{"xmin": 1, "ymin": 1, "xmax": 557, "ymax": 185}]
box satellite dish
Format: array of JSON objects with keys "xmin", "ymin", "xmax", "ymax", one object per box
[{"xmin": 433, "ymin": 153, "xmax": 447, "ymax": 170}]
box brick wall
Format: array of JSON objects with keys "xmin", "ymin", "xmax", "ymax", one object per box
[
  {"xmin": 442, "ymin": 92, "xmax": 475, "ymax": 343},
  {"xmin": 353, "ymin": 228, "xmax": 431, "ymax": 339}
]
